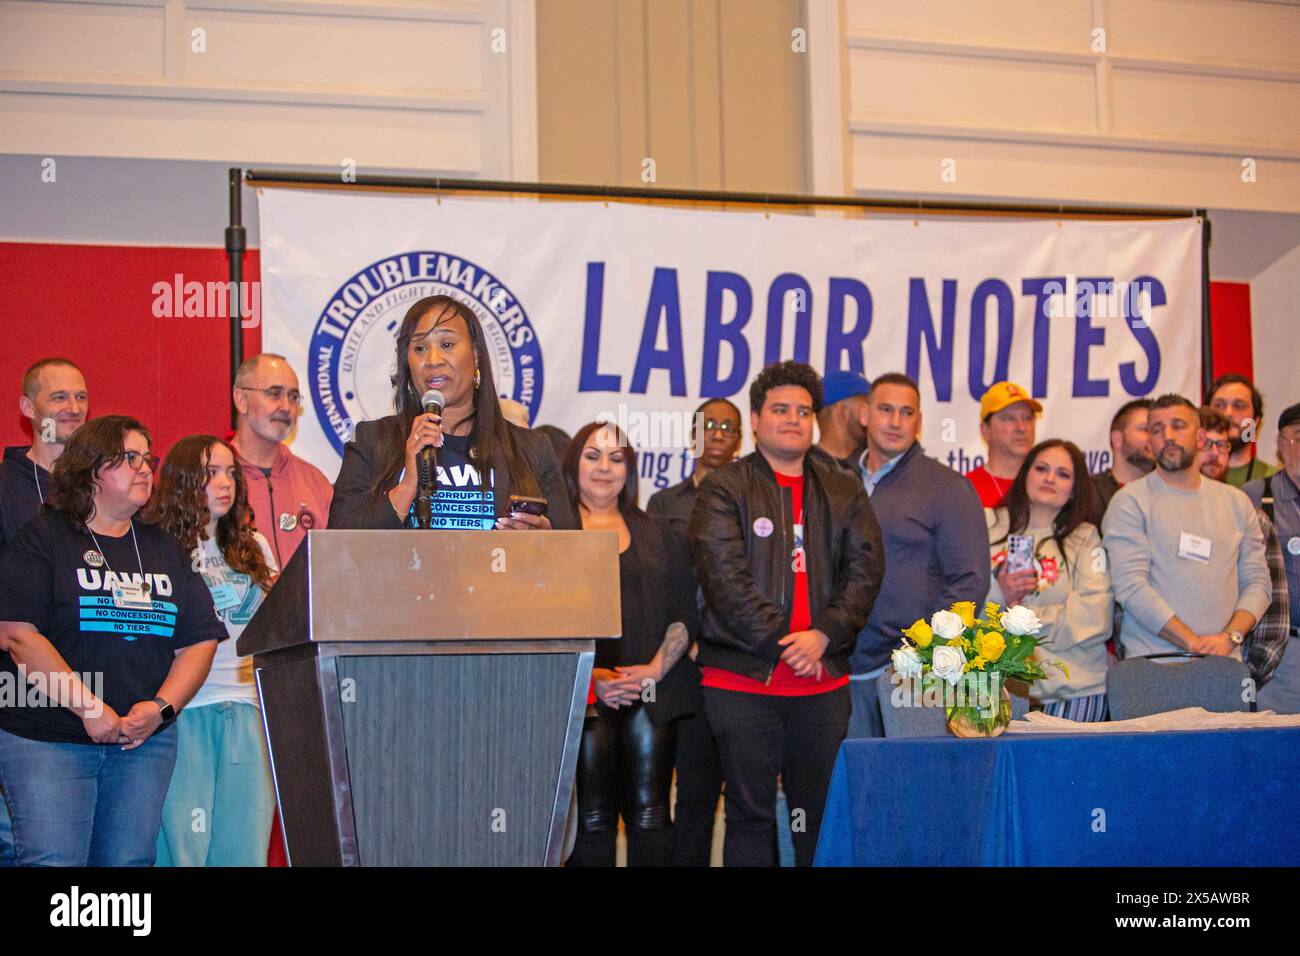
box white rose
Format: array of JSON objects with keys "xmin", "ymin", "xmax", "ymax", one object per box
[
  {"xmin": 931, "ymin": 645, "xmax": 968, "ymax": 686},
  {"xmin": 930, "ymin": 610, "xmax": 966, "ymax": 641},
  {"xmin": 1000, "ymin": 605, "xmax": 1042, "ymax": 636},
  {"xmin": 891, "ymin": 645, "xmax": 923, "ymax": 679}
]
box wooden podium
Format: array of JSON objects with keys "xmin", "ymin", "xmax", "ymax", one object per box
[{"xmin": 236, "ymin": 529, "xmax": 619, "ymax": 866}]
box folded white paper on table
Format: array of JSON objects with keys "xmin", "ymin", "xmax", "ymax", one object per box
[{"xmin": 1005, "ymin": 707, "xmax": 1300, "ymax": 734}]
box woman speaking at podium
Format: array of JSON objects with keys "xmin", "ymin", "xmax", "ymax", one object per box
[{"xmin": 329, "ymin": 295, "xmax": 574, "ymax": 531}]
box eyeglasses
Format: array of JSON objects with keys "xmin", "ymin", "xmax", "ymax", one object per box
[
  {"xmin": 1201, "ymin": 438, "xmax": 1230, "ymax": 454},
  {"xmin": 118, "ymin": 451, "xmax": 161, "ymax": 473},
  {"xmin": 238, "ymin": 386, "xmax": 302, "ymax": 406},
  {"xmin": 702, "ymin": 419, "xmax": 739, "ymax": 434}
]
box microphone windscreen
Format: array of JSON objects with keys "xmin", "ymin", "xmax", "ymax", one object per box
[{"xmin": 421, "ymin": 389, "xmax": 445, "ymax": 414}]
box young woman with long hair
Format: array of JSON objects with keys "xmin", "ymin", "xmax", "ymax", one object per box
[
  {"xmin": 986, "ymin": 439, "xmax": 1113, "ymax": 720},
  {"xmin": 143, "ymin": 435, "xmax": 278, "ymax": 865},
  {"xmin": 562, "ymin": 421, "xmax": 697, "ymax": 867}
]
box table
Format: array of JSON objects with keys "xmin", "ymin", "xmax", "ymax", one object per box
[{"xmin": 813, "ymin": 728, "xmax": 1300, "ymax": 866}]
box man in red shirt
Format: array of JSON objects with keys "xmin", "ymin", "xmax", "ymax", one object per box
[
  {"xmin": 687, "ymin": 361, "xmax": 884, "ymax": 866},
  {"xmin": 965, "ymin": 381, "xmax": 1042, "ymax": 507}
]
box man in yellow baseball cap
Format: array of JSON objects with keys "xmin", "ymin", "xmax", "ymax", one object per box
[{"xmin": 966, "ymin": 381, "xmax": 1043, "ymax": 507}]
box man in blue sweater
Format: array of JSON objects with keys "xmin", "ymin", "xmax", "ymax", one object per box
[{"xmin": 847, "ymin": 373, "xmax": 991, "ymax": 737}]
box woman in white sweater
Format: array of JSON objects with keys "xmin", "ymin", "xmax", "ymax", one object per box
[{"xmin": 986, "ymin": 439, "xmax": 1113, "ymax": 721}]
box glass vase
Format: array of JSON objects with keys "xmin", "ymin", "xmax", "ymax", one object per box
[{"xmin": 945, "ymin": 685, "xmax": 1012, "ymax": 738}]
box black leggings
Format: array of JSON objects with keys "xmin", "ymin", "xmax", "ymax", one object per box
[{"xmin": 569, "ymin": 703, "xmax": 675, "ymax": 867}]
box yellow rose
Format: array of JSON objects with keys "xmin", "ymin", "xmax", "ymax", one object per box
[
  {"xmin": 952, "ymin": 602, "xmax": 977, "ymax": 628},
  {"xmin": 978, "ymin": 630, "xmax": 1006, "ymax": 662},
  {"xmin": 984, "ymin": 601, "xmax": 1001, "ymax": 622},
  {"xmin": 903, "ymin": 619, "xmax": 933, "ymax": 648}
]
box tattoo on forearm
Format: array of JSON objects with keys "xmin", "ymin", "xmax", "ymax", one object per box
[{"xmin": 660, "ymin": 622, "xmax": 689, "ymax": 671}]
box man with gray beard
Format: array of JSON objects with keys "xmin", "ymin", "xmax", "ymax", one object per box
[{"xmin": 231, "ymin": 354, "xmax": 333, "ymax": 570}]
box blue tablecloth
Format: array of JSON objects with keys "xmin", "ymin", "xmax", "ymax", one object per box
[{"xmin": 813, "ymin": 728, "xmax": 1300, "ymax": 866}]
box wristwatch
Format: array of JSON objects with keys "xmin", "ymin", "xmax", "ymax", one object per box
[
  {"xmin": 1228, "ymin": 630, "xmax": 1245, "ymax": 647},
  {"xmin": 153, "ymin": 696, "xmax": 176, "ymax": 721}
]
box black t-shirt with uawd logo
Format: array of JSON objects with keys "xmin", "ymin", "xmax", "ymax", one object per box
[{"xmin": 0, "ymin": 511, "xmax": 226, "ymax": 744}]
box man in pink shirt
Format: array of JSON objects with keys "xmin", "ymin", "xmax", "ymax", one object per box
[{"xmin": 231, "ymin": 354, "xmax": 333, "ymax": 569}]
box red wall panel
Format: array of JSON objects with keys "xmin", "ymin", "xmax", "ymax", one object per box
[
  {"xmin": 1207, "ymin": 280, "xmax": 1254, "ymax": 390},
  {"xmin": 0, "ymin": 242, "xmax": 261, "ymax": 457}
]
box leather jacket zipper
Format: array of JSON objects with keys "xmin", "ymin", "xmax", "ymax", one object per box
[{"xmin": 771, "ymin": 480, "xmax": 788, "ymax": 687}]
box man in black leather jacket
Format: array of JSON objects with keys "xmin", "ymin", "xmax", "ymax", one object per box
[{"xmin": 687, "ymin": 361, "xmax": 884, "ymax": 866}]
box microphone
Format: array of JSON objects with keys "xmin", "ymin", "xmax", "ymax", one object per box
[{"xmin": 415, "ymin": 389, "xmax": 444, "ymax": 529}]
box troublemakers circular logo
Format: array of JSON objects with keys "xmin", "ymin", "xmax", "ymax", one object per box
[{"xmin": 308, "ymin": 252, "xmax": 544, "ymax": 456}]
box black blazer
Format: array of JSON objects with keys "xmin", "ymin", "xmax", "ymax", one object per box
[
  {"xmin": 327, "ymin": 415, "xmax": 577, "ymax": 531},
  {"xmin": 597, "ymin": 508, "xmax": 703, "ymax": 726}
]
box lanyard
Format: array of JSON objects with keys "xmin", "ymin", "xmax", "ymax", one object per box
[
  {"xmin": 32, "ymin": 460, "xmax": 44, "ymax": 504},
  {"xmin": 87, "ymin": 520, "xmax": 149, "ymax": 593}
]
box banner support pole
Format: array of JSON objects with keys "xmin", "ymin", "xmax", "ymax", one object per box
[
  {"xmin": 1197, "ymin": 209, "xmax": 1213, "ymax": 399},
  {"xmin": 226, "ymin": 167, "xmax": 247, "ymax": 430}
]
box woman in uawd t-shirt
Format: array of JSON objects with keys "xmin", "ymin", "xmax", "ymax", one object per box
[
  {"xmin": 326, "ymin": 294, "xmax": 574, "ymax": 532},
  {"xmin": 143, "ymin": 435, "xmax": 279, "ymax": 867},
  {"xmin": 0, "ymin": 416, "xmax": 224, "ymax": 866}
]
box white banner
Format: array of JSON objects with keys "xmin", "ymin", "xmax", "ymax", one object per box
[{"xmin": 258, "ymin": 189, "xmax": 1203, "ymax": 504}]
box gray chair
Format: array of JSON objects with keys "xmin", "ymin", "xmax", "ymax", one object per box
[
  {"xmin": 1106, "ymin": 654, "xmax": 1251, "ymax": 721},
  {"xmin": 875, "ymin": 670, "xmax": 1030, "ymax": 737}
]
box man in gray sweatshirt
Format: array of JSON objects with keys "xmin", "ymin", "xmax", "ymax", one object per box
[
  {"xmin": 1103, "ymin": 394, "xmax": 1271, "ymax": 660},
  {"xmin": 847, "ymin": 373, "xmax": 990, "ymax": 737}
]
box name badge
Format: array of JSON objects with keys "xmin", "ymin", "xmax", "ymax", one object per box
[
  {"xmin": 792, "ymin": 522, "xmax": 805, "ymax": 553},
  {"xmin": 1178, "ymin": 531, "xmax": 1212, "ymax": 563},
  {"xmin": 209, "ymin": 582, "xmax": 241, "ymax": 612},
  {"xmin": 112, "ymin": 583, "xmax": 153, "ymax": 610}
]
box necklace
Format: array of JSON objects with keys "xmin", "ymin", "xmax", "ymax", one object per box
[{"xmin": 32, "ymin": 459, "xmax": 44, "ymax": 504}]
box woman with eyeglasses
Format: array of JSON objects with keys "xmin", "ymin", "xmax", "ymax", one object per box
[
  {"xmin": 329, "ymin": 295, "xmax": 574, "ymax": 531},
  {"xmin": 143, "ymin": 435, "xmax": 278, "ymax": 866},
  {"xmin": 0, "ymin": 416, "xmax": 225, "ymax": 865}
]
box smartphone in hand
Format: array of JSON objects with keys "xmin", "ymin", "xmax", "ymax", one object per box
[
  {"xmin": 1006, "ymin": 534, "xmax": 1035, "ymax": 574},
  {"xmin": 508, "ymin": 494, "xmax": 549, "ymax": 518}
]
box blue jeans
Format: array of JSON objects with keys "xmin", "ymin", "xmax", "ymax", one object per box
[
  {"xmin": 0, "ymin": 724, "xmax": 178, "ymax": 866},
  {"xmin": 0, "ymin": 784, "xmax": 12, "ymax": 866}
]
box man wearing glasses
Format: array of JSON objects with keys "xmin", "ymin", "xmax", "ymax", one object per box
[
  {"xmin": 647, "ymin": 397, "xmax": 741, "ymax": 866},
  {"xmin": 1198, "ymin": 406, "xmax": 1233, "ymax": 483},
  {"xmin": 231, "ymin": 354, "xmax": 333, "ymax": 569}
]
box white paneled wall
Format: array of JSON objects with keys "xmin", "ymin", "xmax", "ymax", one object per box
[
  {"xmin": 0, "ymin": 0, "xmax": 537, "ymax": 179},
  {"xmin": 811, "ymin": 0, "xmax": 1300, "ymax": 211}
]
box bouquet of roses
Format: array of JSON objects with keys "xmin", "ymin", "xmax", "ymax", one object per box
[{"xmin": 890, "ymin": 601, "xmax": 1068, "ymax": 694}]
